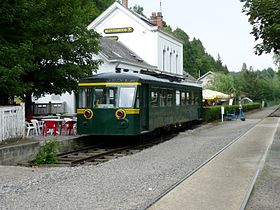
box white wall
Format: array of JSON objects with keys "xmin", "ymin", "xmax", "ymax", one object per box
[
  {"xmin": 92, "ymin": 9, "xmax": 158, "ymax": 67},
  {"xmin": 98, "ymin": 60, "xmax": 117, "ymax": 73},
  {"xmin": 157, "ymin": 33, "xmax": 183, "ymax": 75},
  {"xmin": 200, "ymin": 74, "xmax": 215, "ymax": 88},
  {"xmin": 91, "ymin": 7, "xmax": 183, "ymax": 76}
]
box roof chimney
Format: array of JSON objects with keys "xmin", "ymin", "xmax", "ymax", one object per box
[
  {"xmin": 150, "ymin": 12, "xmax": 163, "ymax": 28},
  {"xmin": 122, "ymin": 0, "xmax": 128, "ymax": 8}
]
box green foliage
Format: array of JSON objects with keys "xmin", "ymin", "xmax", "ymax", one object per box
[
  {"xmin": 241, "ymin": 103, "xmax": 261, "ymax": 111},
  {"xmin": 170, "ymin": 28, "xmax": 229, "ymax": 78},
  {"xmin": 202, "ymin": 106, "xmax": 222, "ymax": 122},
  {"xmin": 207, "ymin": 63, "xmax": 280, "ymax": 103},
  {"xmin": 240, "ymin": 0, "xmax": 280, "ymax": 55},
  {"xmin": 206, "ymin": 72, "xmax": 235, "ymax": 94},
  {"xmin": 0, "ymin": 0, "xmax": 113, "ymax": 105},
  {"xmin": 33, "ymin": 140, "xmax": 59, "ymax": 165},
  {"xmin": 131, "ymin": 5, "xmax": 146, "ymax": 18},
  {"xmin": 202, "ymin": 103, "xmax": 261, "ymax": 122},
  {"xmin": 237, "ymin": 65, "xmax": 280, "ymax": 102}
]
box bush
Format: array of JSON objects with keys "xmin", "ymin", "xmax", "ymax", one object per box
[
  {"xmin": 202, "ymin": 106, "xmax": 221, "ymax": 122},
  {"xmin": 32, "ymin": 140, "xmax": 59, "ymax": 165},
  {"xmin": 202, "ymin": 103, "xmax": 261, "ymax": 122}
]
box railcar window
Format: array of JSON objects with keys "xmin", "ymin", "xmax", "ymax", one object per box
[
  {"xmin": 151, "ymin": 90, "xmax": 158, "ymax": 107},
  {"xmin": 94, "ymin": 87, "xmax": 118, "ymax": 108},
  {"xmin": 78, "ymin": 88, "xmax": 92, "ymax": 108},
  {"xmin": 176, "ymin": 91, "xmax": 180, "ymax": 106},
  {"xmin": 186, "ymin": 92, "xmax": 190, "ymax": 105},
  {"xmin": 119, "ymin": 87, "xmax": 136, "ymax": 108},
  {"xmin": 159, "ymin": 90, "xmax": 166, "ymax": 107},
  {"xmin": 135, "ymin": 89, "xmax": 140, "ymax": 108},
  {"xmin": 166, "ymin": 90, "xmax": 173, "ymax": 106},
  {"xmin": 181, "ymin": 92, "xmax": 186, "ymax": 105},
  {"xmin": 191, "ymin": 91, "xmax": 195, "ymax": 105},
  {"xmin": 193, "ymin": 91, "xmax": 199, "ymax": 105}
]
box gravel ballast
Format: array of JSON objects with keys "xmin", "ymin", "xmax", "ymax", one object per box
[{"xmin": 0, "ymin": 107, "xmax": 276, "ymax": 210}]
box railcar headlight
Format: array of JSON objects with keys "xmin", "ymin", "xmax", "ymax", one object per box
[
  {"xmin": 120, "ymin": 119, "xmax": 129, "ymax": 129},
  {"xmin": 84, "ymin": 109, "xmax": 93, "ymax": 119},
  {"xmin": 115, "ymin": 109, "xmax": 126, "ymax": 120}
]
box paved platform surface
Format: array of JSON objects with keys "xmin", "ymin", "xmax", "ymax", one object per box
[
  {"xmin": 149, "ymin": 113, "xmax": 279, "ymax": 209},
  {"xmin": 245, "ymin": 122, "xmax": 280, "ymax": 209}
]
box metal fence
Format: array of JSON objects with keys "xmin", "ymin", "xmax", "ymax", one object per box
[{"xmin": 0, "ymin": 104, "xmax": 25, "ymax": 142}]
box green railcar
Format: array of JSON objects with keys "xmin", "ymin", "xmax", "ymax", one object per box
[{"xmin": 77, "ymin": 72, "xmax": 202, "ymax": 136}]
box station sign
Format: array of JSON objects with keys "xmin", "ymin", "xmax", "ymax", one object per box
[
  {"xmin": 105, "ymin": 36, "xmax": 119, "ymax": 41},
  {"xmin": 104, "ymin": 27, "xmax": 134, "ymax": 34}
]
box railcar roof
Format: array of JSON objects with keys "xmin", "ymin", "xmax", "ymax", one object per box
[{"xmin": 80, "ymin": 72, "xmax": 202, "ymax": 88}]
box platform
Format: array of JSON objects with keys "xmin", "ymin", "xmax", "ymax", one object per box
[
  {"xmin": 148, "ymin": 117, "xmax": 279, "ymax": 210},
  {"xmin": 0, "ymin": 134, "xmax": 86, "ymax": 165}
]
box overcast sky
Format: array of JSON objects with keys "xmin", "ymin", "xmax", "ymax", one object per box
[{"xmin": 128, "ymin": 0, "xmax": 276, "ymax": 72}]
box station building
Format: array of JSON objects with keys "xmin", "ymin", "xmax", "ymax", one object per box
[{"xmin": 33, "ymin": 0, "xmax": 186, "ymax": 115}]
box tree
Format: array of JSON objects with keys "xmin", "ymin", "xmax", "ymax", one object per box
[
  {"xmin": 215, "ymin": 54, "xmax": 229, "ymax": 73},
  {"xmin": 131, "ymin": 5, "xmax": 146, "ymax": 18},
  {"xmin": 258, "ymin": 67, "xmax": 280, "ymax": 101},
  {"xmin": 238, "ymin": 66, "xmax": 266, "ymax": 101},
  {"xmin": 0, "ymin": 0, "xmax": 113, "ymax": 113},
  {"xmin": 240, "ymin": 0, "xmax": 280, "ymax": 55},
  {"xmin": 206, "ymin": 73, "xmax": 235, "ymax": 94},
  {"xmin": 273, "ymin": 54, "xmax": 280, "ymax": 69},
  {"xmin": 171, "ymin": 28, "xmax": 229, "ymax": 78}
]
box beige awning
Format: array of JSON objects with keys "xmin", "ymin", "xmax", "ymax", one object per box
[{"xmin": 203, "ymin": 89, "xmax": 230, "ymax": 100}]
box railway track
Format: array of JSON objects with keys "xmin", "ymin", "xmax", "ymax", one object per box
[
  {"xmin": 56, "ymin": 133, "xmax": 177, "ymax": 167},
  {"xmin": 269, "ymin": 106, "xmax": 280, "ymax": 117}
]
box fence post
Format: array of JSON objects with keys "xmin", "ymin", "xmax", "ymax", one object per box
[
  {"xmin": 221, "ymin": 106, "xmax": 225, "ymax": 123},
  {"xmin": 21, "ymin": 103, "xmax": 25, "ymax": 137}
]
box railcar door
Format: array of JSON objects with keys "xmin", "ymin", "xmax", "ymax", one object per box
[{"xmin": 140, "ymin": 85, "xmax": 149, "ymax": 131}]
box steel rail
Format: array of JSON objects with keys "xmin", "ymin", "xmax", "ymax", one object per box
[
  {"xmin": 56, "ymin": 133, "xmax": 176, "ymax": 167},
  {"xmin": 57, "ymin": 143, "xmax": 106, "ymax": 157},
  {"xmin": 69, "ymin": 146, "xmax": 132, "ymax": 166}
]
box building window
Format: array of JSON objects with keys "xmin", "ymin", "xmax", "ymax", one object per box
[
  {"xmin": 176, "ymin": 54, "xmax": 178, "ymax": 74},
  {"xmin": 163, "ymin": 49, "xmax": 166, "ymax": 71},
  {"xmin": 170, "ymin": 52, "xmax": 172, "ymax": 73}
]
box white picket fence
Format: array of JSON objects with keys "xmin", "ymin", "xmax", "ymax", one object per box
[{"xmin": 0, "ymin": 104, "xmax": 25, "ymax": 142}]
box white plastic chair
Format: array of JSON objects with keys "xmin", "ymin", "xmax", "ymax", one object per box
[
  {"xmin": 63, "ymin": 117, "xmax": 73, "ymax": 122},
  {"xmin": 25, "ymin": 121, "xmax": 36, "ymax": 136},
  {"xmin": 37, "ymin": 120, "xmax": 44, "ymax": 134},
  {"xmin": 30, "ymin": 119, "xmax": 41, "ymax": 135}
]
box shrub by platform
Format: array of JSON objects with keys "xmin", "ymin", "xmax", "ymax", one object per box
[{"xmin": 202, "ymin": 103, "xmax": 261, "ymax": 122}]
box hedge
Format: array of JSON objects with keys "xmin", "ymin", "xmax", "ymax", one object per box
[{"xmin": 202, "ymin": 103, "xmax": 261, "ymax": 122}]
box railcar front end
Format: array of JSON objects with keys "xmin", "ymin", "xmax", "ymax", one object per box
[{"xmin": 77, "ymin": 81, "xmax": 142, "ymax": 136}]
